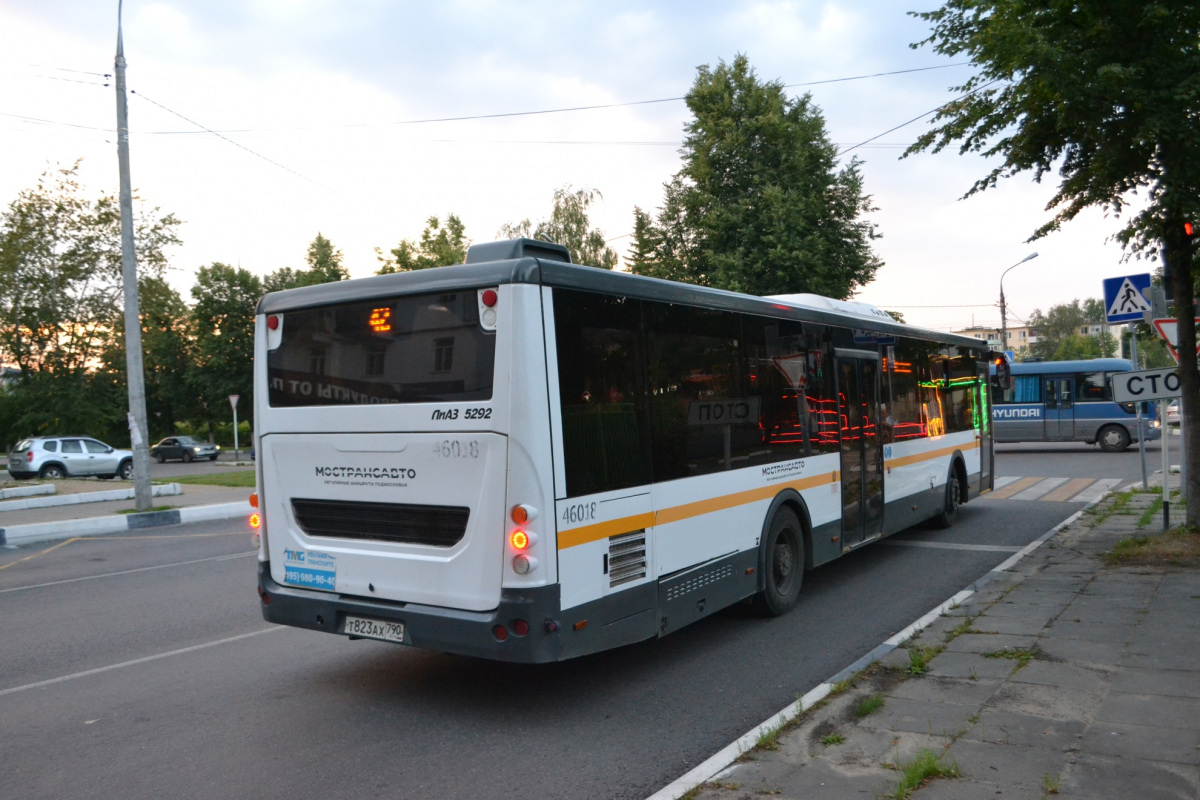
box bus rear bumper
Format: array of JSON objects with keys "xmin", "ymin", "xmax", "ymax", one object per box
[{"xmin": 257, "ymin": 561, "xmax": 565, "ymax": 663}]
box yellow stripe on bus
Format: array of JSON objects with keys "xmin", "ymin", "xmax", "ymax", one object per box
[
  {"xmin": 557, "ymin": 470, "xmax": 840, "ymax": 551},
  {"xmin": 884, "ymin": 438, "xmax": 980, "ymax": 470}
]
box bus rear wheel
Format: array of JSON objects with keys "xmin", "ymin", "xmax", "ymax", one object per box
[
  {"xmin": 1098, "ymin": 425, "xmax": 1131, "ymax": 453},
  {"xmin": 753, "ymin": 508, "xmax": 804, "ymax": 617}
]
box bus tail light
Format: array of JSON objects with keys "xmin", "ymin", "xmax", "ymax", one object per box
[
  {"xmin": 511, "ymin": 619, "xmax": 529, "ymax": 636},
  {"xmin": 492, "ymin": 624, "xmax": 508, "ymax": 641},
  {"xmin": 510, "ymin": 504, "xmax": 538, "ymax": 524},
  {"xmin": 249, "ymin": 492, "xmax": 259, "ymax": 508},
  {"xmin": 249, "ymin": 513, "xmax": 261, "ymax": 529},
  {"xmin": 510, "ymin": 530, "xmax": 537, "ymax": 550},
  {"xmin": 512, "ymin": 554, "xmax": 539, "ymax": 575}
]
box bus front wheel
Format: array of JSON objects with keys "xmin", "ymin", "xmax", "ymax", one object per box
[
  {"xmin": 753, "ymin": 508, "xmax": 804, "ymax": 617},
  {"xmin": 933, "ymin": 465, "xmax": 961, "ymax": 529},
  {"xmin": 1098, "ymin": 425, "xmax": 1131, "ymax": 453}
]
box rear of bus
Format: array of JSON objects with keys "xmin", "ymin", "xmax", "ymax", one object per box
[{"xmin": 253, "ymin": 249, "xmax": 564, "ymax": 662}]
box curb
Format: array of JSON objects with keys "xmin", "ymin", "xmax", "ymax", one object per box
[
  {"xmin": 646, "ymin": 488, "xmax": 1127, "ymax": 800},
  {"xmin": 0, "ymin": 483, "xmax": 182, "ymax": 512},
  {"xmin": 0, "ymin": 500, "xmax": 254, "ymax": 546}
]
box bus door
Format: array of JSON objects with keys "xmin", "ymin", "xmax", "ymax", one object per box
[
  {"xmin": 976, "ymin": 362, "xmax": 993, "ymax": 491},
  {"xmin": 1043, "ymin": 377, "xmax": 1075, "ymax": 440},
  {"xmin": 836, "ymin": 350, "xmax": 884, "ymax": 548}
]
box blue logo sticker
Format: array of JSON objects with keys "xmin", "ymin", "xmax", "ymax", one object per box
[{"xmin": 283, "ymin": 548, "xmax": 336, "ymax": 590}]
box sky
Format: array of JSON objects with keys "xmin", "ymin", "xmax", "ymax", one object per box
[{"xmin": 1, "ymin": 0, "xmax": 1159, "ymax": 334}]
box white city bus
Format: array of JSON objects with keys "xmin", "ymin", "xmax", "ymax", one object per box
[{"xmin": 253, "ymin": 238, "xmax": 996, "ymax": 662}]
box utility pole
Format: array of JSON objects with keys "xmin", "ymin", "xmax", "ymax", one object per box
[{"xmin": 115, "ymin": 1, "xmax": 153, "ymax": 511}]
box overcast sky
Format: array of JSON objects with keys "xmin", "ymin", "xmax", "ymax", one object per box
[{"xmin": 2, "ymin": 1, "xmax": 1156, "ymax": 333}]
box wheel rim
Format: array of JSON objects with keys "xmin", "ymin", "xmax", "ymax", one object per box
[
  {"xmin": 772, "ymin": 529, "xmax": 798, "ymax": 594},
  {"xmin": 1103, "ymin": 429, "xmax": 1122, "ymax": 448}
]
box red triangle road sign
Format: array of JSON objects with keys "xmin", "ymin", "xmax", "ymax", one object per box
[{"xmin": 1151, "ymin": 318, "xmax": 1200, "ymax": 364}]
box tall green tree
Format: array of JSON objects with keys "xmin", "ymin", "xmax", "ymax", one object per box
[
  {"xmin": 499, "ymin": 187, "xmax": 618, "ymax": 269},
  {"xmin": 99, "ymin": 276, "xmax": 198, "ymax": 440},
  {"xmin": 264, "ymin": 232, "xmax": 349, "ymax": 291},
  {"xmin": 376, "ymin": 215, "xmax": 469, "ymax": 274},
  {"xmin": 190, "ymin": 263, "xmax": 261, "ymax": 435},
  {"xmin": 908, "ymin": 1, "xmax": 1200, "ymax": 524},
  {"xmin": 630, "ymin": 55, "xmax": 882, "ymax": 297},
  {"xmin": 1025, "ymin": 299, "xmax": 1116, "ymax": 361},
  {"xmin": 0, "ymin": 163, "xmax": 180, "ymax": 441}
]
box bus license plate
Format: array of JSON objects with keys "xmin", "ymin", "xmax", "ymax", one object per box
[{"xmin": 343, "ymin": 616, "xmax": 405, "ymax": 643}]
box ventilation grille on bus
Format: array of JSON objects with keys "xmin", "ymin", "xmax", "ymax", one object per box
[
  {"xmin": 291, "ymin": 499, "xmax": 469, "ymax": 547},
  {"xmin": 608, "ymin": 530, "xmax": 647, "ymax": 588}
]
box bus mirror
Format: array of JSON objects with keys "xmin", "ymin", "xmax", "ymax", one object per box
[{"xmin": 993, "ymin": 358, "xmax": 1012, "ymax": 391}]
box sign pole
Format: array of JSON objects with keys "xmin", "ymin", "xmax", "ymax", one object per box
[
  {"xmin": 229, "ymin": 394, "xmax": 240, "ymax": 462},
  {"xmin": 1131, "ymin": 335, "xmax": 1148, "ymax": 489},
  {"xmin": 1162, "ymin": 398, "xmax": 1170, "ymax": 530}
]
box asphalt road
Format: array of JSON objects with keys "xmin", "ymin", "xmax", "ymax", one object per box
[{"xmin": 0, "ymin": 446, "xmax": 1136, "ymax": 800}]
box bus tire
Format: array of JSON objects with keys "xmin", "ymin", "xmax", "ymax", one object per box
[
  {"xmin": 933, "ymin": 464, "xmax": 961, "ymax": 529},
  {"xmin": 1097, "ymin": 424, "xmax": 1131, "ymax": 453},
  {"xmin": 753, "ymin": 508, "xmax": 804, "ymax": 617}
]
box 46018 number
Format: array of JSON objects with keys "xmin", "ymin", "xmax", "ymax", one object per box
[{"xmin": 561, "ymin": 502, "xmax": 597, "ymax": 525}]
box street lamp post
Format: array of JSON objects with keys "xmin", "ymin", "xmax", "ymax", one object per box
[{"xmin": 999, "ymin": 252, "xmax": 1040, "ymax": 355}]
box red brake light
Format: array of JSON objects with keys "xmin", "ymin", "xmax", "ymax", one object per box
[
  {"xmin": 1186, "ymin": 221, "xmax": 1195, "ymax": 237},
  {"xmin": 27, "ymin": 451, "xmax": 34, "ymax": 462},
  {"xmin": 492, "ymin": 624, "xmax": 508, "ymax": 641},
  {"xmin": 511, "ymin": 530, "xmax": 530, "ymax": 550},
  {"xmin": 249, "ymin": 513, "xmax": 261, "ymax": 529},
  {"xmin": 481, "ymin": 289, "xmax": 498, "ymax": 307},
  {"xmin": 512, "ymin": 619, "xmax": 529, "ymax": 636},
  {"xmin": 266, "ymin": 315, "xmax": 280, "ymax": 330}
]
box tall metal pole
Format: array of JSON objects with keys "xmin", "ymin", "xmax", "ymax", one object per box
[
  {"xmin": 998, "ymin": 252, "xmax": 1039, "ymax": 357},
  {"xmin": 115, "ymin": 1, "xmax": 153, "ymax": 511}
]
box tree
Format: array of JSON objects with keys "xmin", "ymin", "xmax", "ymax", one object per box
[
  {"xmin": 190, "ymin": 263, "xmax": 261, "ymax": 436},
  {"xmin": 908, "ymin": 1, "xmax": 1200, "ymax": 524},
  {"xmin": 376, "ymin": 215, "xmax": 469, "ymax": 274},
  {"xmin": 264, "ymin": 233, "xmax": 349, "ymax": 291},
  {"xmin": 0, "ymin": 162, "xmax": 180, "ymax": 442},
  {"xmin": 1024, "ymin": 299, "xmax": 1116, "ymax": 361},
  {"xmin": 499, "ymin": 187, "xmax": 617, "ymax": 269},
  {"xmin": 630, "ymin": 55, "xmax": 882, "ymax": 297}
]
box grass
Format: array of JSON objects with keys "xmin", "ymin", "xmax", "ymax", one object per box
[
  {"xmin": 905, "ymin": 644, "xmax": 944, "ymax": 676},
  {"xmin": 164, "ymin": 470, "xmax": 256, "ymax": 488},
  {"xmin": 886, "ymin": 749, "xmax": 961, "ymax": 799},
  {"xmin": 854, "ymin": 694, "xmax": 885, "ymax": 718},
  {"xmin": 755, "ymin": 720, "xmax": 787, "ymax": 751},
  {"xmin": 983, "ymin": 647, "xmax": 1038, "ymax": 670},
  {"xmin": 1043, "ymin": 771, "xmax": 1061, "ymax": 795},
  {"xmin": 820, "ymin": 733, "xmax": 844, "ymax": 746},
  {"xmin": 1137, "ymin": 497, "xmax": 1164, "ymax": 527},
  {"xmin": 116, "ymin": 504, "xmax": 176, "ymax": 514},
  {"xmin": 1105, "ymin": 527, "xmax": 1200, "ymax": 568}
]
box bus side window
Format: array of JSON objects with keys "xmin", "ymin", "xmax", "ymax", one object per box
[
  {"xmin": 1076, "ymin": 372, "xmax": 1109, "ymax": 402},
  {"xmin": 1044, "ymin": 379, "xmax": 1058, "ymax": 410},
  {"xmin": 1003, "ymin": 376, "xmax": 1041, "ymax": 404}
]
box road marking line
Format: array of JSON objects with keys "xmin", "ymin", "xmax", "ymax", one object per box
[
  {"xmin": 992, "ymin": 476, "xmax": 1021, "ymax": 489},
  {"xmin": 986, "ymin": 476, "xmax": 1042, "ymax": 499},
  {"xmin": 0, "ymin": 628, "xmax": 283, "ymax": 698},
  {"xmin": 0, "ymin": 551, "xmax": 255, "ymax": 594},
  {"xmin": 1069, "ymin": 477, "xmax": 1123, "ymax": 504},
  {"xmin": 0, "ymin": 538, "xmax": 77, "ymax": 571},
  {"xmin": 1039, "ymin": 477, "xmax": 1095, "ymax": 503},
  {"xmin": 1012, "ymin": 476, "xmax": 1069, "ymax": 501},
  {"xmin": 883, "ymin": 540, "xmax": 1023, "ymax": 553}
]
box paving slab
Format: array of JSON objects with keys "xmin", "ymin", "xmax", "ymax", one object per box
[
  {"xmin": 960, "ymin": 708, "xmax": 1088, "ymax": 750},
  {"xmin": 1080, "ymin": 721, "xmax": 1200, "ymax": 765},
  {"xmin": 942, "ymin": 738, "xmax": 1066, "ymax": 794},
  {"xmin": 1059, "ymin": 754, "xmax": 1200, "ymax": 800},
  {"xmin": 1095, "ymin": 692, "xmax": 1200, "ymax": 731}
]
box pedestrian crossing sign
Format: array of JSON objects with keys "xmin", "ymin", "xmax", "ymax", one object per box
[{"xmin": 1102, "ymin": 273, "xmax": 1152, "ymax": 323}]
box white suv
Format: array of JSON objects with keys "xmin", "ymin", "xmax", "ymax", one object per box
[{"xmin": 7, "ymin": 436, "xmax": 135, "ymax": 481}]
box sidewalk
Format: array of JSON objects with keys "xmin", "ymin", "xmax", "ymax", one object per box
[
  {"xmin": 682, "ymin": 479, "xmax": 1200, "ymax": 800},
  {"xmin": 0, "ymin": 477, "xmax": 254, "ymax": 546}
]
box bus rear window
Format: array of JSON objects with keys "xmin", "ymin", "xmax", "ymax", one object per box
[{"xmin": 267, "ymin": 291, "xmax": 495, "ymax": 407}]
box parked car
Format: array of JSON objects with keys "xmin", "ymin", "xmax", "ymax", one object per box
[
  {"xmin": 150, "ymin": 436, "xmax": 220, "ymax": 463},
  {"xmin": 1167, "ymin": 400, "xmax": 1181, "ymax": 427},
  {"xmin": 7, "ymin": 436, "xmax": 134, "ymax": 480}
]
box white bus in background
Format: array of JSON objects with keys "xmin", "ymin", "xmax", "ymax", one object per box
[{"xmin": 252, "ymin": 238, "xmax": 997, "ymax": 662}]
